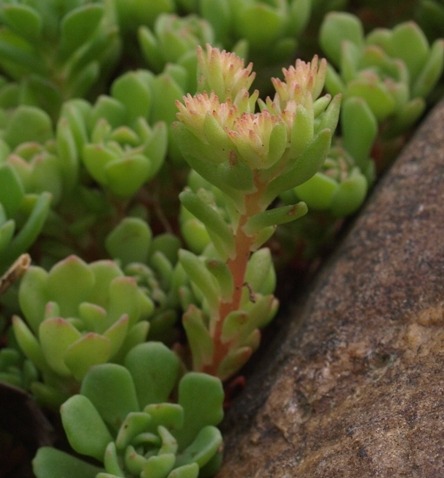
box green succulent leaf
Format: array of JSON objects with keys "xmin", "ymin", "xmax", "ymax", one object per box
[
  {"xmin": 3, "ymin": 106, "xmax": 53, "ymax": 149},
  {"xmin": 124, "ymin": 342, "xmax": 180, "ymax": 406},
  {"xmin": 18, "ymin": 266, "xmax": 49, "ymax": 334},
  {"xmin": 182, "ymin": 305, "xmax": 214, "ymax": 371},
  {"xmin": 179, "ymin": 190, "xmax": 235, "ymax": 258},
  {"xmin": 261, "ymin": 129, "xmax": 333, "ymax": 207},
  {"xmin": 167, "ymin": 462, "xmax": 199, "ymax": 478},
  {"xmin": 320, "ymin": 12, "xmax": 364, "ymax": 66},
  {"xmin": 106, "ymin": 217, "xmax": 152, "ymax": 266},
  {"xmin": 412, "ymin": 39, "xmax": 444, "ymax": 99},
  {"xmin": 143, "ymin": 403, "xmax": 184, "ymax": 433},
  {"xmin": 217, "ymin": 346, "xmax": 252, "ymax": 381},
  {"xmin": 243, "ymin": 203, "xmax": 307, "ymax": 235},
  {"xmin": 33, "ymin": 447, "xmax": 103, "ymax": 478},
  {"xmin": 103, "ymin": 441, "xmax": 125, "ymax": 477},
  {"xmin": 175, "ymin": 372, "xmax": 224, "ymax": 449},
  {"xmin": 115, "ymin": 411, "xmax": 152, "ymax": 450},
  {"xmin": 175, "ymin": 425, "xmax": 222, "ymax": 468},
  {"xmin": 341, "ymin": 96, "xmax": 378, "ymax": 168},
  {"xmin": 178, "ymin": 249, "xmax": 219, "ymax": 311},
  {"xmin": 39, "ymin": 318, "xmax": 82, "ymax": 377},
  {"xmin": 64, "ymin": 332, "xmax": 112, "ymax": 381},
  {"xmin": 61, "ymin": 394, "xmax": 113, "ymax": 461},
  {"xmin": 142, "ymin": 453, "xmax": 175, "ymax": 478},
  {"xmin": 1, "ymin": 4, "xmax": 42, "ymax": 44},
  {"xmin": 111, "ymin": 71, "xmax": 151, "ymax": 125},
  {"xmin": 330, "ymin": 169, "xmax": 368, "ymax": 217},
  {"xmin": 59, "ymin": 4, "xmax": 104, "ymax": 60},
  {"xmin": 294, "ymin": 173, "xmax": 338, "ymax": 210},
  {"xmin": 12, "ymin": 316, "xmax": 47, "ymax": 372},
  {"xmin": 81, "ymin": 363, "xmax": 140, "ymax": 432},
  {"xmin": 0, "ymin": 163, "xmax": 24, "ymax": 218},
  {"xmin": 46, "ymin": 255, "xmax": 95, "ymax": 317},
  {"xmin": 105, "ymin": 155, "xmax": 152, "ymax": 197}
]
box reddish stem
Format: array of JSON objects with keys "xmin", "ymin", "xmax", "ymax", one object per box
[{"xmin": 202, "ymin": 184, "xmax": 265, "ymax": 376}]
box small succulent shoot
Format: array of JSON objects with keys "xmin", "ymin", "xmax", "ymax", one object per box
[
  {"xmin": 0, "ymin": 161, "xmax": 51, "ymax": 275},
  {"xmin": 106, "ymin": 219, "xmax": 183, "ymax": 343},
  {"xmin": 319, "ymin": 12, "xmax": 444, "ymax": 169},
  {"xmin": 0, "ymin": 104, "xmax": 80, "ymax": 205},
  {"xmin": 173, "ymin": 44, "xmax": 341, "ymax": 380},
  {"xmin": 138, "ymin": 13, "xmax": 215, "ymax": 79},
  {"xmin": 33, "ymin": 342, "xmax": 224, "ymax": 478},
  {"xmin": 0, "ymin": 1, "xmax": 120, "ymax": 119},
  {"xmin": 80, "ymin": 71, "xmax": 169, "ymax": 199},
  {"xmin": 186, "ymin": 0, "xmax": 312, "ymax": 72},
  {"xmin": 12, "ymin": 255, "xmax": 154, "ymax": 407}
]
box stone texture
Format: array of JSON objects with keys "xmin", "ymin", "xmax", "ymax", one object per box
[{"xmin": 217, "ymin": 99, "xmax": 444, "ymax": 477}]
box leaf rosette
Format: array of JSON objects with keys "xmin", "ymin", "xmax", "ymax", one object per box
[
  {"xmin": 33, "ymin": 342, "xmax": 224, "ymax": 478},
  {"xmin": 12, "ymin": 255, "xmax": 153, "ymax": 406}
]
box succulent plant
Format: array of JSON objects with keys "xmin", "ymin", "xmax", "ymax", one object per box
[
  {"xmin": 106, "ymin": 218, "xmax": 183, "ymax": 343},
  {"xmin": 0, "ymin": 162, "xmax": 51, "ymax": 275},
  {"xmin": 0, "ymin": 0, "xmax": 120, "ymax": 119},
  {"xmin": 138, "ymin": 13, "xmax": 215, "ymax": 81},
  {"xmin": 12, "ymin": 255, "xmax": 154, "ymax": 407},
  {"xmin": 76, "ymin": 71, "xmax": 169, "ymax": 199},
  {"xmin": 33, "ymin": 342, "xmax": 224, "ymax": 478},
  {"xmin": 172, "ymin": 45, "xmax": 341, "ymax": 379},
  {"xmin": 0, "ymin": 3, "xmax": 439, "ymax": 475},
  {"xmin": 320, "ymin": 11, "xmax": 444, "ymax": 169}
]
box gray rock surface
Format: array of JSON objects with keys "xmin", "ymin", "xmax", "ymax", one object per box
[{"xmin": 217, "ymin": 99, "xmax": 444, "ymax": 477}]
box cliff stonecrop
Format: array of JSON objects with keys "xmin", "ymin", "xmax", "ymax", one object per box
[
  {"xmin": 173, "ymin": 44, "xmax": 341, "ymax": 379},
  {"xmin": 3, "ymin": 4, "xmax": 441, "ymax": 472}
]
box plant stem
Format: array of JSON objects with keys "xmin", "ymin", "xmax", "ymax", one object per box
[{"xmin": 204, "ymin": 182, "xmax": 266, "ymax": 376}]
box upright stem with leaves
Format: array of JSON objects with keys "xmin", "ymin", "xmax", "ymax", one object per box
[{"xmin": 174, "ymin": 44, "xmax": 342, "ymax": 380}]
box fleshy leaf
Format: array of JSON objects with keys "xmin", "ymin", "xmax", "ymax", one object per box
[
  {"xmin": 175, "ymin": 426, "xmax": 222, "ymax": 468},
  {"xmin": 115, "ymin": 411, "xmax": 151, "ymax": 450},
  {"xmin": 61, "ymin": 394, "xmax": 113, "ymax": 461},
  {"xmin": 142, "ymin": 453, "xmax": 175, "ymax": 478},
  {"xmin": 81, "ymin": 363, "xmax": 140, "ymax": 431},
  {"xmin": 106, "ymin": 217, "xmax": 152, "ymax": 266},
  {"xmin": 33, "ymin": 447, "xmax": 103, "ymax": 478},
  {"xmin": 175, "ymin": 372, "xmax": 224, "ymax": 449},
  {"xmin": 64, "ymin": 333, "xmax": 112, "ymax": 381},
  {"xmin": 39, "ymin": 318, "xmax": 82, "ymax": 377},
  {"xmin": 124, "ymin": 342, "xmax": 180, "ymax": 407},
  {"xmin": 46, "ymin": 255, "xmax": 95, "ymax": 318},
  {"xmin": 143, "ymin": 403, "xmax": 184, "ymax": 433}
]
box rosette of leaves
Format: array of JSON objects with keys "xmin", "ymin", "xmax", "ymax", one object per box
[
  {"xmin": 0, "ymin": 104, "xmax": 79, "ymax": 205},
  {"xmin": 12, "ymin": 255, "xmax": 154, "ymax": 407},
  {"xmin": 319, "ymin": 12, "xmax": 444, "ymax": 168},
  {"xmin": 31, "ymin": 79, "xmax": 170, "ymax": 265},
  {"xmin": 172, "ymin": 46, "xmax": 341, "ymax": 379},
  {"xmin": 139, "ymin": 13, "xmax": 215, "ymax": 87},
  {"xmin": 0, "ymin": 0, "xmax": 120, "ymax": 119},
  {"xmin": 75, "ymin": 71, "xmax": 169, "ymax": 198},
  {"xmin": 180, "ymin": 0, "xmax": 312, "ymax": 94},
  {"xmin": 33, "ymin": 342, "xmax": 224, "ymax": 478},
  {"xmin": 176, "ymin": 0, "xmax": 311, "ymax": 69},
  {"xmin": 105, "ymin": 217, "xmax": 183, "ymax": 343}
]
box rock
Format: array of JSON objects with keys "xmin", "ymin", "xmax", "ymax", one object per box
[{"xmin": 217, "ymin": 99, "xmax": 444, "ymax": 477}]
